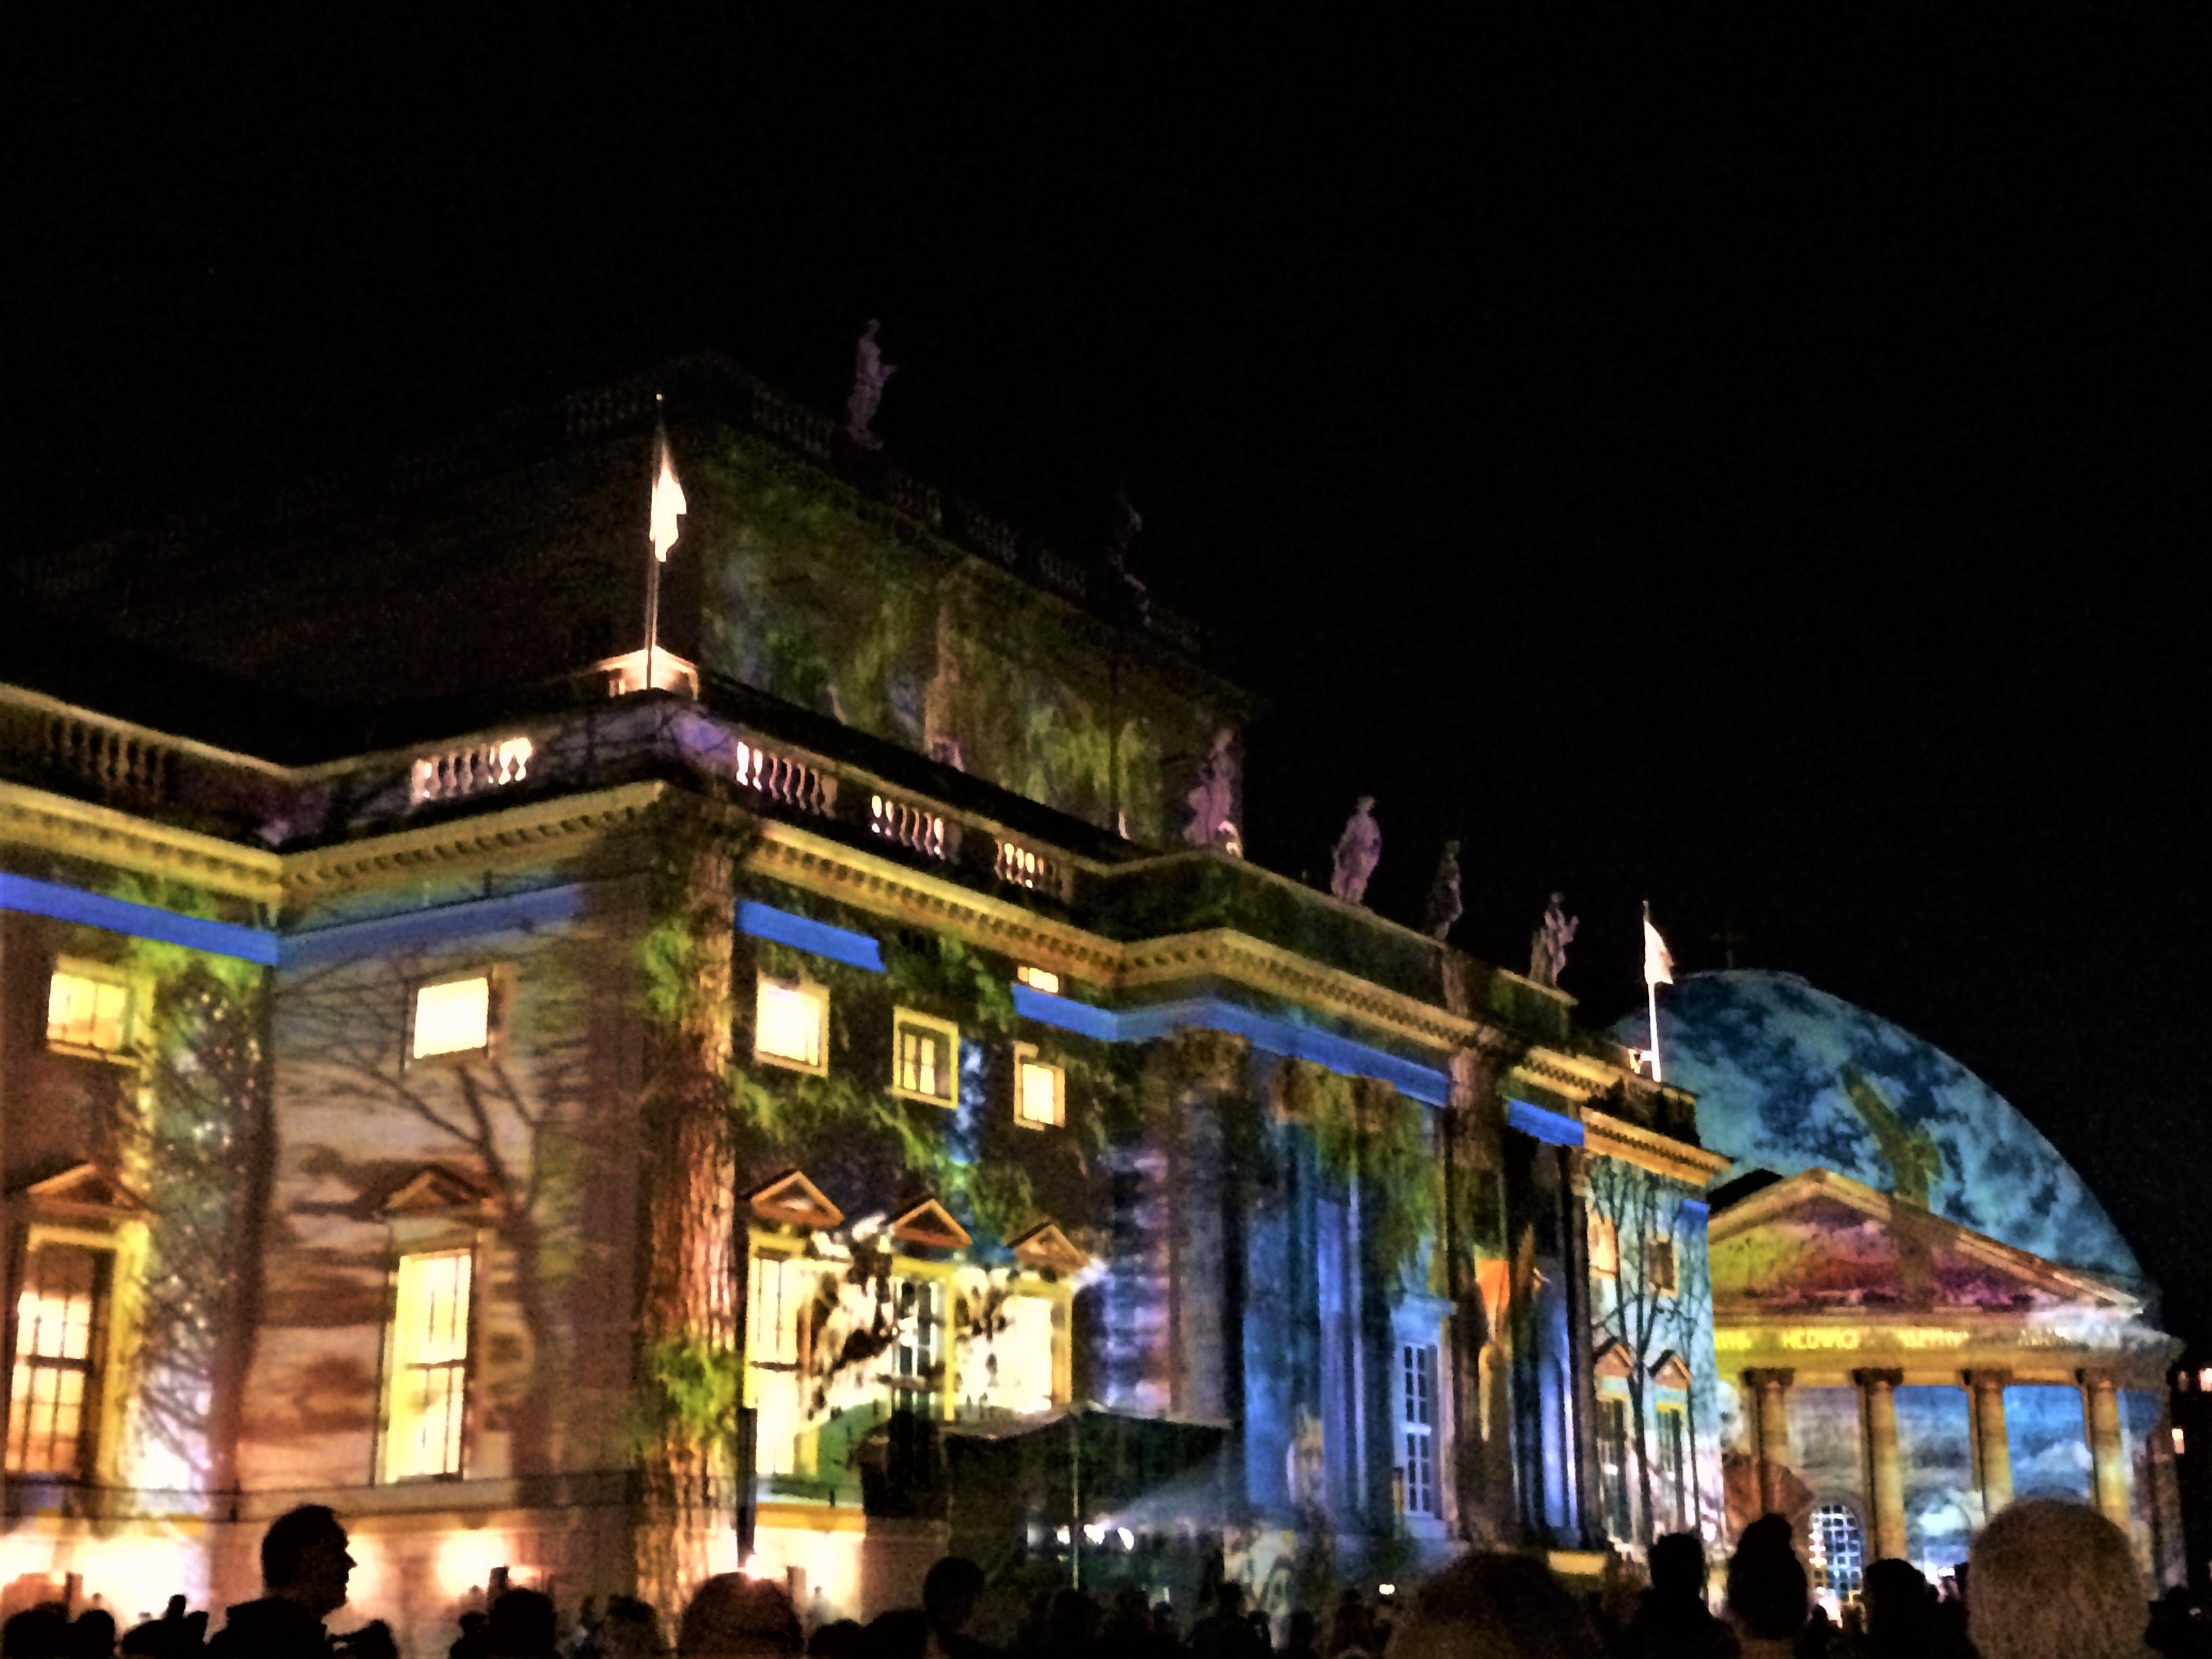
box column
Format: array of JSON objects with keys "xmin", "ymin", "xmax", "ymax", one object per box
[
  {"xmin": 1744, "ymin": 1368, "xmax": 1795, "ymax": 1518},
  {"xmin": 1967, "ymin": 1370, "xmax": 2013, "ymax": 1519},
  {"xmin": 1561, "ymin": 1147, "xmax": 1605, "ymax": 1547},
  {"xmin": 2082, "ymin": 1370, "xmax": 2130, "ymax": 1528},
  {"xmin": 1856, "ymin": 1368, "xmax": 1907, "ymax": 1561}
]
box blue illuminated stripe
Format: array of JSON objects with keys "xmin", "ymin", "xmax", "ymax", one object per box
[
  {"xmin": 1507, "ymin": 1099, "xmax": 1585, "ymax": 1146},
  {"xmin": 1011, "ymin": 981, "xmax": 1118, "ymax": 1040},
  {"xmin": 1679, "ymin": 1199, "xmax": 1711, "ymax": 1223},
  {"xmin": 0, "ymin": 872, "xmax": 279, "ymax": 966},
  {"xmin": 1011, "ymin": 983, "xmax": 1451, "ymax": 1105},
  {"xmin": 736, "ymin": 901, "xmax": 886, "ymax": 973},
  {"xmin": 282, "ymin": 884, "xmax": 589, "ymax": 967}
]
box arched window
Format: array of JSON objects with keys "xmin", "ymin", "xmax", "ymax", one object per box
[{"xmin": 1808, "ymin": 1502, "xmax": 1866, "ymax": 1601}]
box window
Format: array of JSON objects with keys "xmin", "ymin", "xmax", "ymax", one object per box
[
  {"xmin": 7, "ymin": 1244, "xmax": 110, "ymax": 1478},
  {"xmin": 747, "ymin": 1252, "xmax": 822, "ymax": 1477},
  {"xmin": 1658, "ymin": 1406, "xmax": 1689, "ymax": 1533},
  {"xmin": 755, "ymin": 977, "xmax": 828, "ymax": 1073},
  {"xmin": 1597, "ymin": 1395, "xmax": 1632, "ymax": 1541},
  {"xmin": 1650, "ymin": 1238, "xmax": 1678, "ymax": 1297},
  {"xmin": 1015, "ymin": 964, "xmax": 1061, "ymax": 996},
  {"xmin": 411, "ymin": 975, "xmax": 492, "ymax": 1061},
  {"xmin": 45, "ymin": 966, "xmax": 131, "ymax": 1057},
  {"xmin": 1013, "ymin": 1044, "xmax": 1065, "ymax": 1129},
  {"xmin": 1589, "ymin": 1216, "xmax": 1620, "ymax": 1279},
  {"xmin": 893, "ymin": 1275, "xmax": 945, "ymax": 1395},
  {"xmin": 385, "ymin": 1250, "xmax": 472, "ymax": 1480},
  {"xmin": 891, "ymin": 1010, "xmax": 958, "ymax": 1105},
  {"xmin": 1809, "ymin": 1503, "xmax": 1866, "ymax": 1601},
  {"xmin": 1399, "ymin": 1343, "xmax": 1439, "ymax": 1519}
]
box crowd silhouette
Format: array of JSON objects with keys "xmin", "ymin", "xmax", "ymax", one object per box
[{"xmin": 4, "ymin": 1498, "xmax": 2206, "ymax": 1659}]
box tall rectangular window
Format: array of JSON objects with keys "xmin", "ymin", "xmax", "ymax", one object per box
[
  {"xmin": 412, "ymin": 976, "xmax": 492, "ymax": 1061},
  {"xmin": 893, "ymin": 1275, "xmax": 944, "ymax": 1395},
  {"xmin": 891, "ymin": 1012, "xmax": 958, "ymax": 1105},
  {"xmin": 1650, "ymin": 1238, "xmax": 1679, "ymax": 1297},
  {"xmin": 1399, "ymin": 1342, "xmax": 1439, "ymax": 1518},
  {"xmin": 7, "ymin": 1245, "xmax": 110, "ymax": 1478},
  {"xmin": 45, "ymin": 968, "xmax": 132, "ymax": 1057},
  {"xmin": 747, "ymin": 1252, "xmax": 819, "ymax": 1478},
  {"xmin": 1598, "ymin": 1395, "xmax": 1633, "ymax": 1541},
  {"xmin": 755, "ymin": 978, "xmax": 828, "ymax": 1073},
  {"xmin": 386, "ymin": 1250, "xmax": 472, "ymax": 1480},
  {"xmin": 1658, "ymin": 1406, "xmax": 1689, "ymax": 1534}
]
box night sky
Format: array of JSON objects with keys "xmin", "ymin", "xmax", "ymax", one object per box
[{"xmin": 8, "ymin": 19, "xmax": 2207, "ymax": 1334}]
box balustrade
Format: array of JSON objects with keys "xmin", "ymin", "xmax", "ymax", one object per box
[
  {"xmin": 409, "ymin": 735, "xmax": 535, "ymax": 805},
  {"xmin": 39, "ymin": 717, "xmax": 174, "ymax": 805},
  {"xmin": 735, "ymin": 739, "xmax": 838, "ymax": 816},
  {"xmin": 872, "ymin": 793, "xmax": 955, "ymax": 862}
]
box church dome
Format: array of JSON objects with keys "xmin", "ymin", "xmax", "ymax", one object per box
[{"xmin": 1609, "ymin": 969, "xmax": 2143, "ymax": 1284}]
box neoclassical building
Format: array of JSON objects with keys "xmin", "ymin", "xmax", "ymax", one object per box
[
  {"xmin": 1626, "ymin": 971, "xmax": 2182, "ymax": 1599},
  {"xmin": 0, "ymin": 361, "xmax": 1727, "ymax": 1654}
]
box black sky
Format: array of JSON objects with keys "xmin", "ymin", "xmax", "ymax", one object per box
[{"xmin": 7, "ymin": 16, "xmax": 2209, "ymax": 1332}]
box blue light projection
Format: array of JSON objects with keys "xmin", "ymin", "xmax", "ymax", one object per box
[
  {"xmin": 1614, "ymin": 970, "xmax": 2141, "ymax": 1281},
  {"xmin": 0, "ymin": 872, "xmax": 278, "ymax": 965},
  {"xmin": 735, "ymin": 901, "xmax": 886, "ymax": 972}
]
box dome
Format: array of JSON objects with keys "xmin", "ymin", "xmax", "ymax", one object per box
[{"xmin": 1608, "ymin": 969, "xmax": 2143, "ymax": 1284}]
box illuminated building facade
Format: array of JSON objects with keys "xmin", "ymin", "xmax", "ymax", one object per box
[
  {"xmin": 0, "ymin": 363, "xmax": 1726, "ymax": 1651},
  {"xmin": 1630, "ymin": 971, "xmax": 2184, "ymax": 1597}
]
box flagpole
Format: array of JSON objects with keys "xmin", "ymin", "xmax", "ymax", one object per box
[
  {"xmin": 644, "ymin": 394, "xmax": 663, "ymax": 694},
  {"xmin": 1647, "ymin": 973, "xmax": 1662, "ymax": 1084}
]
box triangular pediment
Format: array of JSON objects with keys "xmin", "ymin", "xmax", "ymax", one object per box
[
  {"xmin": 1709, "ymin": 1168, "xmax": 2139, "ymax": 1316},
  {"xmin": 1594, "ymin": 1339, "xmax": 1635, "ymax": 1379},
  {"xmin": 13, "ymin": 1162, "xmax": 146, "ymax": 1218},
  {"xmin": 1011, "ymin": 1221, "xmax": 1088, "ymax": 1275},
  {"xmin": 747, "ymin": 1169, "xmax": 845, "ymax": 1231},
  {"xmin": 1650, "ymin": 1350, "xmax": 1694, "ymax": 1390},
  {"xmin": 891, "ymin": 1197, "xmax": 972, "ymax": 1251},
  {"xmin": 382, "ymin": 1166, "xmax": 496, "ymax": 1217}
]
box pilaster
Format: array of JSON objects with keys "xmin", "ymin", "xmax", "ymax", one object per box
[{"xmin": 1744, "ymin": 1368, "xmax": 1795, "ymax": 1519}]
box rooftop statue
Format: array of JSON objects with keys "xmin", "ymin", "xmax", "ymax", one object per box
[
  {"xmin": 1528, "ymin": 891, "xmax": 1577, "ymax": 985},
  {"xmin": 1330, "ymin": 796, "xmax": 1380, "ymax": 905},
  {"xmin": 1103, "ymin": 487, "xmax": 1149, "ymax": 621},
  {"xmin": 1425, "ymin": 840, "xmax": 1462, "ymax": 941},
  {"xmin": 846, "ymin": 320, "xmax": 895, "ymax": 449},
  {"xmin": 1183, "ymin": 729, "xmax": 1241, "ymax": 854}
]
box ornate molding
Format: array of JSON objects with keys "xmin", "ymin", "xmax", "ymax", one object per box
[
  {"xmin": 280, "ymin": 781, "xmax": 669, "ymax": 899},
  {"xmin": 1120, "ymin": 928, "xmax": 1479, "ymax": 1052},
  {"xmin": 0, "ymin": 781, "xmax": 283, "ymax": 903},
  {"xmin": 1582, "ymin": 1105, "xmax": 1734, "ymax": 1186}
]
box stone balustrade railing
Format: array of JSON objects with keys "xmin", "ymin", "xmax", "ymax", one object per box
[{"xmin": 408, "ymin": 736, "xmax": 535, "ymax": 805}]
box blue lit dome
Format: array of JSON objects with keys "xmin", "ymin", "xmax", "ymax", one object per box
[{"xmin": 1608, "ymin": 969, "xmax": 2143, "ymax": 1284}]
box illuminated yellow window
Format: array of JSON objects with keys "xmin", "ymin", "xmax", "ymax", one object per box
[
  {"xmin": 891, "ymin": 1010, "xmax": 958, "ymax": 1105},
  {"xmin": 1012, "ymin": 1044, "xmax": 1065, "ymax": 1129},
  {"xmin": 755, "ymin": 978, "xmax": 828, "ymax": 1073},
  {"xmin": 7, "ymin": 1245, "xmax": 110, "ymax": 1478},
  {"xmin": 385, "ymin": 1250, "xmax": 472, "ymax": 1481},
  {"xmin": 45, "ymin": 967, "xmax": 132, "ymax": 1057},
  {"xmin": 1015, "ymin": 964, "xmax": 1060, "ymax": 996},
  {"xmin": 1589, "ymin": 1217, "xmax": 1620, "ymax": 1279},
  {"xmin": 411, "ymin": 976, "xmax": 492, "ymax": 1061},
  {"xmin": 747, "ymin": 1251, "xmax": 827, "ymax": 1477}
]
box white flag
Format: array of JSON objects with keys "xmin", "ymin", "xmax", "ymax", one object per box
[
  {"xmin": 650, "ymin": 436, "xmax": 687, "ymax": 563},
  {"xmin": 1643, "ymin": 903, "xmax": 1675, "ymax": 987}
]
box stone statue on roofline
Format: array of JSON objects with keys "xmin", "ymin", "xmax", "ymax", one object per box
[
  {"xmin": 1425, "ymin": 840, "xmax": 1462, "ymax": 941},
  {"xmin": 847, "ymin": 319, "xmax": 895, "ymax": 449},
  {"xmin": 1183, "ymin": 729, "xmax": 1242, "ymax": 855},
  {"xmin": 1103, "ymin": 486, "xmax": 1150, "ymax": 621},
  {"xmin": 1528, "ymin": 891, "xmax": 1577, "ymax": 985},
  {"xmin": 1330, "ymin": 796, "xmax": 1381, "ymax": 905}
]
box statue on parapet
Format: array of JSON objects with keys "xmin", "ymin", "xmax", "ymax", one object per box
[
  {"xmin": 1425, "ymin": 840, "xmax": 1462, "ymax": 941},
  {"xmin": 847, "ymin": 320, "xmax": 895, "ymax": 449},
  {"xmin": 1330, "ymin": 797, "xmax": 1381, "ymax": 905},
  {"xmin": 1528, "ymin": 891, "xmax": 1578, "ymax": 985},
  {"xmin": 1183, "ymin": 729, "xmax": 1242, "ymax": 855}
]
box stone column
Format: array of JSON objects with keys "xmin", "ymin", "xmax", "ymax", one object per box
[
  {"xmin": 1856, "ymin": 1369, "xmax": 1908, "ymax": 1561},
  {"xmin": 2081, "ymin": 1370, "xmax": 2130, "ymax": 1528},
  {"xmin": 1967, "ymin": 1370, "xmax": 2013, "ymax": 1519},
  {"xmin": 1744, "ymin": 1368, "xmax": 1795, "ymax": 1519},
  {"xmin": 1561, "ymin": 1147, "xmax": 1605, "ymax": 1547}
]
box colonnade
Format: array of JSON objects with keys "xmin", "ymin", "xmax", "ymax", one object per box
[{"xmin": 1741, "ymin": 1366, "xmax": 2133, "ymax": 1559}]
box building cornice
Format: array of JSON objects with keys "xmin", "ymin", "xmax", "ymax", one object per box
[
  {"xmin": 0, "ymin": 780, "xmax": 283, "ymax": 903},
  {"xmin": 1581, "ymin": 1105, "xmax": 1734, "ymax": 1186},
  {"xmin": 1118, "ymin": 927, "xmax": 1479, "ymax": 1051},
  {"xmin": 279, "ymin": 781, "xmax": 670, "ymax": 900}
]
